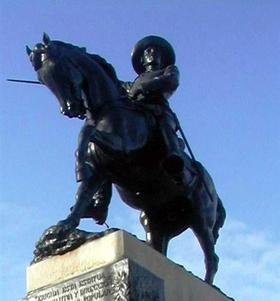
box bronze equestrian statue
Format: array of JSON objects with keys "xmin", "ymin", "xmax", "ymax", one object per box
[{"xmin": 27, "ymin": 34, "xmax": 226, "ymax": 284}]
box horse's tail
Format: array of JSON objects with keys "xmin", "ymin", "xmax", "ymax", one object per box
[{"xmin": 213, "ymin": 197, "xmax": 226, "ymax": 244}]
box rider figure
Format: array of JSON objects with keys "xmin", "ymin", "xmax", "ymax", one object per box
[
  {"xmin": 74, "ymin": 36, "xmax": 185, "ymax": 224},
  {"xmin": 125, "ymin": 36, "xmax": 185, "ymax": 182},
  {"xmin": 76, "ymin": 37, "xmax": 184, "ymax": 184}
]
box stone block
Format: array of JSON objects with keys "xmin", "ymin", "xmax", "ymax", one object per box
[{"xmin": 21, "ymin": 230, "xmax": 233, "ymax": 301}]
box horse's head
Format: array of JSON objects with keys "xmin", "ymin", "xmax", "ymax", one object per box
[{"xmin": 27, "ymin": 33, "xmax": 86, "ymax": 119}]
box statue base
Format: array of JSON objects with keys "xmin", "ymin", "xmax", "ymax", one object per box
[{"xmin": 21, "ymin": 230, "xmax": 233, "ymax": 301}]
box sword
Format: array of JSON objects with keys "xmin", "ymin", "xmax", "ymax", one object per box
[{"xmin": 7, "ymin": 78, "xmax": 42, "ymax": 85}]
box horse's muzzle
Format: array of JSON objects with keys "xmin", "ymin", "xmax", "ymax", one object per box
[{"xmin": 60, "ymin": 101, "xmax": 85, "ymax": 119}]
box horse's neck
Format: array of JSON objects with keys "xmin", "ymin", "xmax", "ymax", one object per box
[{"xmin": 79, "ymin": 55, "xmax": 120, "ymax": 111}]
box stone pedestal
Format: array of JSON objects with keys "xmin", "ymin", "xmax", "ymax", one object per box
[{"xmin": 22, "ymin": 230, "xmax": 233, "ymax": 301}]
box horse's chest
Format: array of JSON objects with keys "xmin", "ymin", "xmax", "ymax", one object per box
[{"xmin": 93, "ymin": 108, "xmax": 151, "ymax": 154}]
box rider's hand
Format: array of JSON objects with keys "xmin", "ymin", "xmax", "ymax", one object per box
[{"xmin": 128, "ymin": 85, "xmax": 144, "ymax": 100}]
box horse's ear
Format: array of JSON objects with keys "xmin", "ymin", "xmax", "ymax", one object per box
[
  {"xmin": 26, "ymin": 45, "xmax": 32, "ymax": 56},
  {"xmin": 43, "ymin": 32, "xmax": 51, "ymax": 45}
]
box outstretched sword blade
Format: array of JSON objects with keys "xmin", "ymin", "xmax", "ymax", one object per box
[{"xmin": 7, "ymin": 78, "xmax": 42, "ymax": 85}]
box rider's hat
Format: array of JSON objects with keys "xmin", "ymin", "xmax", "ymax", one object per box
[{"xmin": 131, "ymin": 35, "xmax": 176, "ymax": 74}]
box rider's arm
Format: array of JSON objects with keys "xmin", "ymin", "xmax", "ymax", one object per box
[{"xmin": 141, "ymin": 65, "xmax": 179, "ymax": 95}]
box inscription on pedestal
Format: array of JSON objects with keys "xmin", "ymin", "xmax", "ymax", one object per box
[{"xmin": 22, "ymin": 259, "xmax": 164, "ymax": 301}]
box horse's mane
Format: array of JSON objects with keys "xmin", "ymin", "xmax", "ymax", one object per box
[
  {"xmin": 88, "ymin": 54, "xmax": 120, "ymax": 85},
  {"xmin": 52, "ymin": 40, "xmax": 120, "ymax": 85}
]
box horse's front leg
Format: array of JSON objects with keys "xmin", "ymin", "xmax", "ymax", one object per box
[
  {"xmin": 57, "ymin": 175, "xmax": 105, "ymax": 233},
  {"xmin": 33, "ymin": 175, "xmax": 107, "ymax": 262}
]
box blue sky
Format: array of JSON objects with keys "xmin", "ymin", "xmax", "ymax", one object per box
[{"xmin": 0, "ymin": 1, "xmax": 279, "ymax": 300}]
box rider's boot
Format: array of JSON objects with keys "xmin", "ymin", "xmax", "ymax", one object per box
[
  {"xmin": 89, "ymin": 181, "xmax": 112, "ymax": 225},
  {"xmin": 160, "ymin": 128, "xmax": 185, "ymax": 184},
  {"xmin": 72, "ymin": 180, "xmax": 112, "ymax": 225},
  {"xmin": 162, "ymin": 154, "xmax": 184, "ymax": 185}
]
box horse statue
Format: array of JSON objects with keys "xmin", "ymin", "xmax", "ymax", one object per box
[{"xmin": 27, "ymin": 34, "xmax": 226, "ymax": 284}]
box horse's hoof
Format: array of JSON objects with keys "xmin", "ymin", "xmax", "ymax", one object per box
[{"xmin": 57, "ymin": 218, "xmax": 79, "ymax": 233}]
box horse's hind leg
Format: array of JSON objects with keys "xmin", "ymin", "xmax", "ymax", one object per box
[
  {"xmin": 140, "ymin": 211, "xmax": 170, "ymax": 255},
  {"xmin": 192, "ymin": 225, "xmax": 219, "ymax": 284},
  {"xmin": 213, "ymin": 198, "xmax": 226, "ymax": 243}
]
